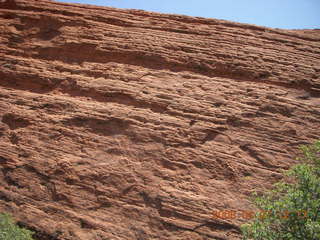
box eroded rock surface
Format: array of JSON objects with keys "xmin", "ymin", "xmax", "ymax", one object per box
[{"xmin": 0, "ymin": 0, "xmax": 319, "ymax": 239}]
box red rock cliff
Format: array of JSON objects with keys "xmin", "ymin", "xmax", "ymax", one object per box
[{"xmin": 0, "ymin": 0, "xmax": 319, "ymax": 239}]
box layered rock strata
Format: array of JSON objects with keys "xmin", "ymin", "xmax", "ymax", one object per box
[{"xmin": 0, "ymin": 0, "xmax": 319, "ymax": 239}]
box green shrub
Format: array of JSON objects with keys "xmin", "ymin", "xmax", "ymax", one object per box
[
  {"xmin": 242, "ymin": 140, "xmax": 320, "ymax": 240},
  {"xmin": 0, "ymin": 213, "xmax": 34, "ymax": 240}
]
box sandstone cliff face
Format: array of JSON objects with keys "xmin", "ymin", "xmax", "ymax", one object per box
[{"xmin": 0, "ymin": 0, "xmax": 319, "ymax": 239}]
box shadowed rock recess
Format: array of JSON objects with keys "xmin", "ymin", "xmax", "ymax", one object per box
[{"xmin": 0, "ymin": 0, "xmax": 319, "ymax": 239}]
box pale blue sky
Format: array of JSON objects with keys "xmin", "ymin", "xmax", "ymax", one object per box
[{"xmin": 56, "ymin": 0, "xmax": 320, "ymax": 29}]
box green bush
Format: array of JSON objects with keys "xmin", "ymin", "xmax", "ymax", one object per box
[
  {"xmin": 241, "ymin": 140, "xmax": 320, "ymax": 240},
  {"xmin": 0, "ymin": 213, "xmax": 34, "ymax": 240}
]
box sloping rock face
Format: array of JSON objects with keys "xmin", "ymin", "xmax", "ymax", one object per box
[{"xmin": 0, "ymin": 0, "xmax": 319, "ymax": 239}]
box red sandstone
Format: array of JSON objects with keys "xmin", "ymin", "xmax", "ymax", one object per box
[{"xmin": 0, "ymin": 0, "xmax": 319, "ymax": 239}]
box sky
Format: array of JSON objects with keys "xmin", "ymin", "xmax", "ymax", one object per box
[{"xmin": 56, "ymin": 0, "xmax": 320, "ymax": 29}]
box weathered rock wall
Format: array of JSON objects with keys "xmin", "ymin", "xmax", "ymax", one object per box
[{"xmin": 0, "ymin": 0, "xmax": 319, "ymax": 239}]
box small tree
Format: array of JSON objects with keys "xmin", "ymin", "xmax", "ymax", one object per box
[
  {"xmin": 242, "ymin": 140, "xmax": 320, "ymax": 240},
  {"xmin": 0, "ymin": 213, "xmax": 34, "ymax": 240}
]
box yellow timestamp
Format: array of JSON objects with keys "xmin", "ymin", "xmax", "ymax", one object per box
[{"xmin": 212, "ymin": 210, "xmax": 308, "ymax": 220}]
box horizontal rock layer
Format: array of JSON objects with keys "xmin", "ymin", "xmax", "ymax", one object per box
[{"xmin": 0, "ymin": 0, "xmax": 319, "ymax": 239}]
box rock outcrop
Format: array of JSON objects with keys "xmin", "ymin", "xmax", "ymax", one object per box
[{"xmin": 0, "ymin": 0, "xmax": 319, "ymax": 239}]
